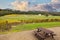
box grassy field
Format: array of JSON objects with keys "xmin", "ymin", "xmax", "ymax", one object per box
[
  {"xmin": 0, "ymin": 14, "xmax": 60, "ymax": 34},
  {"xmin": 0, "ymin": 14, "xmax": 60, "ymax": 20},
  {"xmin": 0, "ymin": 22, "xmax": 60, "ymax": 34},
  {"xmin": 11, "ymin": 22, "xmax": 60, "ymax": 32},
  {"xmin": 0, "ymin": 14, "xmax": 60, "ymax": 23}
]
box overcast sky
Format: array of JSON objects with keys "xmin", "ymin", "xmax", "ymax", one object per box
[{"xmin": 0, "ymin": 0, "xmax": 60, "ymax": 12}]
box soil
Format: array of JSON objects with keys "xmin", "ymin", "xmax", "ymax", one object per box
[{"xmin": 0, "ymin": 27, "xmax": 60, "ymax": 40}]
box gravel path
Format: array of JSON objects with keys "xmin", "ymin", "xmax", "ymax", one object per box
[{"xmin": 0, "ymin": 27, "xmax": 60, "ymax": 40}]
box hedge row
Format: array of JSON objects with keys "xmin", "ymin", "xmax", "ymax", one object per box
[{"xmin": 19, "ymin": 19, "xmax": 60, "ymax": 23}]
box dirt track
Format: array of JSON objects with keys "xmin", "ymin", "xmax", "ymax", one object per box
[{"xmin": 0, "ymin": 27, "xmax": 60, "ymax": 40}]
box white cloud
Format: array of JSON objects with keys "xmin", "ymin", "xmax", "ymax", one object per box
[
  {"xmin": 11, "ymin": 0, "xmax": 28, "ymax": 11},
  {"xmin": 51, "ymin": 0, "xmax": 59, "ymax": 3},
  {"xmin": 11, "ymin": 0, "xmax": 60, "ymax": 12},
  {"xmin": 50, "ymin": 0, "xmax": 60, "ymax": 10}
]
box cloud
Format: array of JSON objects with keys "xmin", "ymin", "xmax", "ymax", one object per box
[
  {"xmin": 11, "ymin": 0, "xmax": 60, "ymax": 12},
  {"xmin": 30, "ymin": 0, "xmax": 60, "ymax": 11},
  {"xmin": 51, "ymin": 3, "xmax": 60, "ymax": 9},
  {"xmin": 51, "ymin": 0, "xmax": 59, "ymax": 3},
  {"xmin": 28, "ymin": 4, "xmax": 56, "ymax": 12},
  {"xmin": 11, "ymin": 0, "xmax": 28, "ymax": 11}
]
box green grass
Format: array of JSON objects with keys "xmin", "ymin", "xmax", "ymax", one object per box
[
  {"xmin": 0, "ymin": 22, "xmax": 60, "ymax": 34},
  {"xmin": 0, "ymin": 14, "xmax": 60, "ymax": 20},
  {"xmin": 11, "ymin": 22, "xmax": 60, "ymax": 32},
  {"xmin": 0, "ymin": 14, "xmax": 60, "ymax": 34}
]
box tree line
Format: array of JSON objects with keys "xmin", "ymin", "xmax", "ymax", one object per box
[{"xmin": 0, "ymin": 9, "xmax": 60, "ymax": 16}]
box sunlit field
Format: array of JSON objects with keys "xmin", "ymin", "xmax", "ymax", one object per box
[
  {"xmin": 0, "ymin": 14, "xmax": 60, "ymax": 34},
  {"xmin": 11, "ymin": 22, "xmax": 60, "ymax": 32},
  {"xmin": 0, "ymin": 14, "xmax": 60, "ymax": 23}
]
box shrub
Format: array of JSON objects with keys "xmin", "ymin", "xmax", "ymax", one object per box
[{"xmin": 0, "ymin": 21, "xmax": 11, "ymax": 32}]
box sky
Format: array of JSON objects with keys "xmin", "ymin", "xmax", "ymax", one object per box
[{"xmin": 0, "ymin": 0, "xmax": 60, "ymax": 12}]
